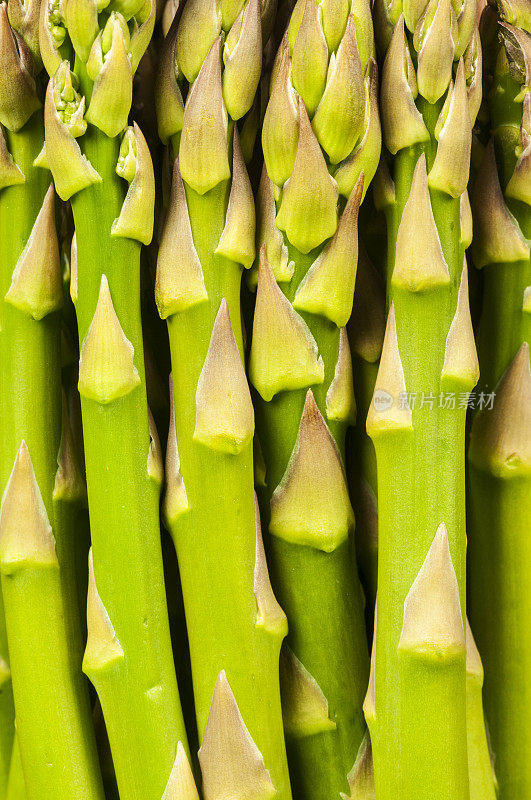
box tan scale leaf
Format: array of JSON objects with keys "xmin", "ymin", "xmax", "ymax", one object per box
[
  {"xmin": 253, "ymin": 495, "xmax": 287, "ymax": 637},
  {"xmin": 198, "ymin": 671, "xmax": 276, "ymax": 800},
  {"xmin": 215, "ymin": 127, "xmax": 256, "ymax": 269},
  {"xmin": 194, "ymin": 299, "xmax": 254, "ymax": 454},
  {"xmin": 393, "ymin": 153, "xmax": 451, "ymax": 291},
  {"xmin": 0, "ymin": 441, "xmax": 57, "ymax": 572},
  {"xmin": 280, "ymin": 644, "xmax": 336, "ymax": 738},
  {"xmin": 53, "ymin": 390, "xmax": 86, "ymax": 503},
  {"xmin": 83, "ymin": 549, "xmax": 125, "ymax": 677},
  {"xmin": 162, "ymin": 742, "xmax": 200, "ymax": 800},
  {"xmin": 270, "ymin": 390, "xmax": 354, "ymax": 552},
  {"xmin": 366, "ymin": 303, "xmax": 413, "ymax": 437},
  {"xmin": 5, "ymin": 184, "xmax": 63, "ymax": 320},
  {"xmin": 78, "ymin": 275, "xmax": 141, "ymax": 404},
  {"xmin": 326, "ymin": 328, "xmax": 357, "ymax": 425},
  {"xmin": 441, "ymin": 260, "xmax": 479, "ymax": 390},
  {"xmin": 341, "ymin": 733, "xmax": 375, "ymax": 800},
  {"xmin": 155, "ymin": 158, "xmax": 208, "ymax": 319},
  {"xmin": 164, "ymin": 376, "xmax": 190, "ymax": 526},
  {"xmin": 399, "ymin": 523, "xmax": 465, "ymax": 660}
]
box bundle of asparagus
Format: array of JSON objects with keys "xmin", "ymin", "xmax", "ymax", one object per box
[{"xmin": 0, "ymin": 0, "xmax": 527, "ymax": 798}]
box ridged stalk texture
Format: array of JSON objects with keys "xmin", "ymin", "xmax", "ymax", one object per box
[
  {"xmin": 0, "ymin": 4, "xmax": 102, "ymax": 797},
  {"xmin": 468, "ymin": 5, "xmax": 531, "ymax": 797},
  {"xmin": 367, "ymin": 1, "xmax": 491, "ymax": 797},
  {"xmin": 155, "ymin": 4, "xmax": 292, "ymax": 799},
  {"xmin": 40, "ymin": 2, "xmax": 189, "ymax": 797},
  {"xmin": 248, "ymin": 0, "xmax": 380, "ymax": 796}
]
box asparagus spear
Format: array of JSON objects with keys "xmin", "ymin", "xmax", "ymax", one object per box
[
  {"xmin": 467, "ymin": 8, "xmax": 531, "ymax": 798},
  {"xmin": 0, "ymin": 442, "xmax": 104, "ymax": 800},
  {"xmin": 247, "ymin": 0, "xmax": 380, "ymax": 795},
  {"xmin": 366, "ymin": 1, "xmax": 488, "ymax": 797},
  {"xmin": 40, "ymin": 4, "xmax": 189, "ymax": 797},
  {"xmin": 0, "ymin": 4, "xmax": 103, "ymax": 796},
  {"xmin": 155, "ymin": 5, "xmax": 292, "ymax": 799}
]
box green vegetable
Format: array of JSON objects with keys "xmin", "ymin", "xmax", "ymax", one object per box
[
  {"xmin": 248, "ymin": 0, "xmax": 380, "ymax": 795},
  {"xmin": 40, "ymin": 2, "xmax": 190, "ymax": 797},
  {"xmin": 467, "ymin": 9, "xmax": 531, "ymax": 798},
  {"xmin": 155, "ymin": 4, "xmax": 292, "ymax": 799},
  {"xmin": 367, "ymin": 1, "xmax": 488, "ymax": 797}
]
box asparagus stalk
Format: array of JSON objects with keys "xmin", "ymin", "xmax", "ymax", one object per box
[
  {"xmin": 247, "ymin": 0, "xmax": 380, "ymax": 795},
  {"xmin": 40, "ymin": 4, "xmax": 189, "ymax": 797},
  {"xmin": 154, "ymin": 5, "xmax": 292, "ymax": 797},
  {"xmin": 0, "ymin": 4, "xmax": 102, "ymax": 795},
  {"xmin": 467, "ymin": 9, "xmax": 531, "ymax": 798},
  {"xmin": 0, "ymin": 442, "xmax": 104, "ymax": 800},
  {"xmin": 367, "ymin": 1, "xmax": 486, "ymax": 797}
]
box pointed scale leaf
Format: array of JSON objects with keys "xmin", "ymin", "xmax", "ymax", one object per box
[
  {"xmin": 0, "ymin": 442, "xmax": 58, "ymax": 572},
  {"xmin": 162, "ymin": 742, "xmax": 200, "ymax": 800},
  {"xmin": 164, "ymin": 377, "xmax": 190, "ymax": 526},
  {"xmin": 155, "ymin": 12, "xmax": 184, "ymax": 144},
  {"xmin": 334, "ymin": 57, "xmax": 382, "ymax": 199},
  {"xmin": 506, "ymin": 93, "xmax": 531, "ymax": 206},
  {"xmin": 290, "ymin": 0, "xmax": 329, "ymax": 117},
  {"xmin": 471, "ymin": 140, "xmax": 530, "ymax": 269},
  {"xmin": 293, "ymin": 174, "xmax": 362, "ymax": 326},
  {"xmin": 78, "ymin": 274, "xmax": 141, "ymax": 404},
  {"xmin": 64, "ymin": 0, "xmax": 99, "ymax": 63},
  {"xmin": 53, "ymin": 391, "xmax": 86, "ymax": 503},
  {"xmin": 366, "ymin": 303, "xmax": 413, "ymax": 437},
  {"xmin": 428, "ymin": 60, "xmax": 472, "ymax": 198},
  {"xmin": 280, "ymin": 645, "xmax": 336, "ymax": 738},
  {"xmin": 399, "ymin": 523, "xmax": 465, "ymax": 660},
  {"xmin": 393, "ymin": 153, "xmax": 451, "ymax": 291},
  {"xmin": 270, "ymin": 390, "xmax": 354, "ymax": 552},
  {"xmin": 326, "ymin": 327, "xmax": 356, "ymax": 424},
  {"xmin": 465, "ymin": 618, "xmax": 484, "ymax": 685},
  {"xmin": 194, "ymin": 299, "xmax": 254, "ymax": 454},
  {"xmin": 220, "ymin": 0, "xmax": 245, "ymax": 29},
  {"xmin": 249, "ymin": 248, "xmax": 324, "ymax": 401},
  {"xmin": 0, "ymin": 124, "xmax": 24, "ymax": 187},
  {"xmin": 312, "ymin": 14, "xmax": 365, "ymax": 165},
  {"xmin": 198, "ymin": 671, "xmax": 277, "ymax": 800},
  {"xmin": 175, "ymin": 0, "xmax": 221, "ymax": 84},
  {"xmin": 129, "ymin": 0, "xmax": 157, "ymax": 74},
  {"xmin": 155, "ymin": 158, "xmax": 208, "ymax": 319},
  {"xmin": 85, "ymin": 19, "xmax": 133, "ymax": 138},
  {"xmin": 454, "ymin": 0, "xmax": 477, "ymax": 59},
  {"xmin": 255, "ymin": 164, "xmax": 293, "ymax": 284},
  {"xmin": 0, "ymin": 5, "xmax": 40, "ymax": 131},
  {"xmin": 262, "ymin": 41, "xmax": 300, "ymax": 188},
  {"xmin": 44, "ymin": 72, "xmax": 102, "ymax": 201},
  {"xmin": 403, "ymin": 0, "xmax": 429, "ymax": 32},
  {"xmin": 215, "ymin": 127, "xmax": 255, "ymax": 268},
  {"xmin": 112, "ymin": 123, "xmax": 155, "ymax": 245},
  {"xmin": 524, "ymin": 286, "xmax": 531, "ymax": 314},
  {"xmin": 5, "ymin": 183, "xmax": 63, "ymax": 320},
  {"xmin": 320, "ymin": 0, "xmax": 348, "ymax": 52},
  {"xmin": 83, "ymin": 549, "xmax": 125, "ymax": 678},
  {"xmin": 276, "ymin": 99, "xmax": 338, "ymax": 254},
  {"xmin": 415, "ymin": 0, "xmax": 456, "ymax": 103},
  {"xmin": 179, "ymin": 38, "xmax": 231, "ymax": 195},
  {"xmin": 39, "ymin": 0, "xmax": 62, "ymax": 78},
  {"xmin": 8, "ymin": 0, "xmax": 42, "ymax": 68},
  {"xmin": 253, "ymin": 495, "xmax": 288, "ymax": 637},
  {"xmin": 441, "ymin": 260, "xmax": 479, "ymax": 391},
  {"xmin": 222, "ymin": 0, "xmax": 262, "ymax": 121},
  {"xmin": 380, "ymin": 16, "xmax": 429, "ymax": 154},
  {"xmin": 341, "ymin": 733, "xmax": 375, "ymax": 800},
  {"xmin": 469, "ymin": 343, "xmax": 531, "ymax": 478},
  {"xmin": 147, "ymin": 407, "xmax": 164, "ymax": 487}
]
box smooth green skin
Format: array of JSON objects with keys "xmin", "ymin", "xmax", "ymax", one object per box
[
  {"xmin": 468, "ymin": 472, "xmax": 531, "ymax": 799},
  {"xmin": 0, "ymin": 559, "xmax": 104, "ymax": 800},
  {"xmin": 468, "ymin": 67, "xmax": 531, "ymax": 800},
  {"xmin": 0, "ymin": 115, "xmax": 60, "ymax": 798},
  {"xmin": 254, "ymin": 244, "xmax": 370, "ymax": 800},
  {"xmin": 466, "ymin": 670, "xmax": 497, "ymax": 800},
  {"xmin": 70, "ymin": 126, "xmax": 188, "ymax": 800},
  {"xmin": 6, "ymin": 737, "xmax": 25, "ymax": 800},
  {"xmin": 164, "ymin": 162, "xmax": 292, "ymax": 800},
  {"xmin": 372, "ymin": 101, "xmax": 470, "ymax": 798}
]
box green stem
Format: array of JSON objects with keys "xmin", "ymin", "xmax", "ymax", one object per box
[
  {"xmin": 165, "ymin": 177, "xmax": 291, "ymax": 800},
  {"xmin": 70, "ymin": 127, "xmax": 188, "ymax": 800}
]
